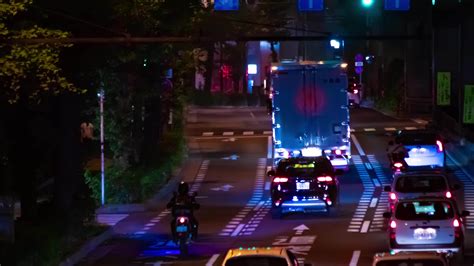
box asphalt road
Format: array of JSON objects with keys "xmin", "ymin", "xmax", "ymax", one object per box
[{"xmin": 80, "ymin": 106, "xmax": 474, "ymax": 266}]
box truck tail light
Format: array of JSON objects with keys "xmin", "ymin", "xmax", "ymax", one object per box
[
  {"xmin": 393, "ymin": 162, "xmax": 403, "ymax": 169},
  {"xmin": 436, "ymin": 140, "xmax": 443, "ymax": 152},
  {"xmin": 446, "ymin": 191, "xmax": 452, "ymax": 199},
  {"xmin": 273, "ymin": 177, "xmax": 288, "ymax": 183},
  {"xmin": 453, "ymin": 218, "xmax": 460, "ymax": 228},
  {"xmin": 390, "ymin": 220, "xmax": 397, "ymax": 229},
  {"xmin": 317, "ymin": 176, "xmax": 333, "ymax": 182}
]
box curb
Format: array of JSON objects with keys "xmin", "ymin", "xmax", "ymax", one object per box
[{"xmin": 59, "ymin": 227, "xmax": 114, "ymax": 266}]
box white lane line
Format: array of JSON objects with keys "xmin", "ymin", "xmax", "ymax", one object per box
[
  {"xmin": 360, "ymin": 221, "xmax": 370, "ymax": 233},
  {"xmin": 405, "ymin": 126, "xmax": 418, "ymax": 130},
  {"xmin": 370, "ymin": 198, "xmax": 378, "ymax": 208},
  {"xmin": 267, "ymin": 136, "xmax": 273, "ymax": 159},
  {"xmin": 265, "ymin": 181, "xmax": 271, "ymax": 190},
  {"xmin": 349, "ymin": 250, "xmax": 361, "ymax": 266},
  {"xmin": 223, "ymin": 131, "xmax": 234, "ymax": 136},
  {"xmin": 206, "ymin": 254, "xmax": 220, "ymax": 266},
  {"xmin": 384, "ymin": 127, "xmax": 397, "ymax": 131},
  {"xmin": 202, "ymin": 132, "xmax": 214, "ymax": 136},
  {"xmin": 350, "ymin": 128, "xmax": 355, "ymax": 132},
  {"xmin": 231, "ymin": 224, "xmax": 245, "ymax": 236},
  {"xmin": 263, "ymin": 130, "xmax": 273, "ymax": 135},
  {"xmin": 253, "ymin": 201, "xmax": 265, "ymax": 211},
  {"xmin": 364, "ymin": 128, "xmax": 376, "ymax": 132},
  {"xmin": 350, "ymin": 134, "xmax": 366, "ymax": 156},
  {"xmin": 243, "ymin": 131, "xmax": 254, "ymax": 135},
  {"xmin": 365, "ymin": 162, "xmax": 373, "ymax": 170},
  {"xmin": 412, "ymin": 118, "xmax": 428, "ymax": 124}
]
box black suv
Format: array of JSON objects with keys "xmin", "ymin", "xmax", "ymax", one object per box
[{"xmin": 268, "ymin": 157, "xmax": 342, "ymax": 218}]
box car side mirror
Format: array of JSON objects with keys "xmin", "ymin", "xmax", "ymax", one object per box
[
  {"xmin": 451, "ymin": 184, "xmax": 461, "ymax": 191},
  {"xmin": 267, "ymin": 170, "xmax": 275, "ymax": 176},
  {"xmin": 384, "ymin": 185, "xmax": 391, "ymax": 192},
  {"xmin": 383, "ymin": 212, "xmax": 392, "ymax": 218},
  {"xmin": 335, "ymin": 169, "xmax": 344, "ymax": 176},
  {"xmin": 461, "ymin": 210, "xmax": 470, "ymax": 217}
]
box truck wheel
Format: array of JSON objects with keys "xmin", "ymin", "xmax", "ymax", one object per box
[{"xmin": 271, "ymin": 207, "xmax": 282, "ymax": 219}]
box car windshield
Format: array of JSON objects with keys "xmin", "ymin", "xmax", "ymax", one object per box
[
  {"xmin": 395, "ymin": 175, "xmax": 447, "ymax": 193},
  {"xmin": 395, "ymin": 201, "xmax": 455, "ymax": 220},
  {"xmin": 397, "ymin": 132, "xmax": 437, "ymax": 145},
  {"xmin": 276, "ymin": 159, "xmax": 333, "ymax": 177},
  {"xmin": 225, "ymin": 256, "xmax": 288, "ymax": 266},
  {"xmin": 375, "ymin": 260, "xmax": 444, "ymax": 266}
]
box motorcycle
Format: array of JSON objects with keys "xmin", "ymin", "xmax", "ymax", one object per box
[
  {"xmin": 175, "ymin": 213, "xmax": 193, "ymax": 255},
  {"xmin": 389, "ymin": 151, "xmax": 408, "ymax": 177}
]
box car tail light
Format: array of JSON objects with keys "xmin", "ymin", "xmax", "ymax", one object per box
[
  {"xmin": 390, "ymin": 193, "xmax": 397, "ymax": 201},
  {"xmin": 446, "ymin": 191, "xmax": 452, "ymax": 199},
  {"xmin": 273, "ymin": 177, "xmax": 288, "ymax": 183},
  {"xmin": 275, "ymin": 199, "xmax": 282, "ymax": 207},
  {"xmin": 436, "ymin": 140, "xmax": 443, "ymax": 152},
  {"xmin": 326, "ymin": 198, "xmax": 332, "ymax": 206},
  {"xmin": 393, "ymin": 162, "xmax": 403, "ymax": 168},
  {"xmin": 390, "ymin": 220, "xmax": 397, "ymax": 229},
  {"xmin": 453, "ymin": 219, "xmax": 460, "ymax": 228},
  {"xmin": 353, "ymin": 89, "xmax": 358, "ymax": 94},
  {"xmin": 317, "ymin": 176, "xmax": 333, "ymax": 182},
  {"xmin": 179, "ymin": 217, "xmax": 186, "ymax": 224}
]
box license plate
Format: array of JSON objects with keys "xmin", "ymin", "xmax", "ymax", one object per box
[
  {"xmin": 296, "ymin": 182, "xmax": 310, "ymax": 190},
  {"xmin": 176, "ymin": 225, "xmax": 188, "ymax": 232},
  {"xmin": 413, "ymin": 228, "xmax": 437, "ymax": 240}
]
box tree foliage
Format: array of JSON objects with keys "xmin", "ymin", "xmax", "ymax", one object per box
[{"xmin": 0, "ymin": 0, "xmax": 81, "ymax": 104}]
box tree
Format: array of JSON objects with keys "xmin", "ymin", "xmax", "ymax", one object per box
[{"xmin": 0, "ymin": 0, "xmax": 82, "ymax": 220}]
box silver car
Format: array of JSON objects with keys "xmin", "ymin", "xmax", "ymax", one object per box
[
  {"xmin": 384, "ymin": 171, "xmax": 460, "ymax": 211},
  {"xmin": 372, "ymin": 251, "xmax": 449, "ymax": 266},
  {"xmin": 383, "ymin": 198, "xmax": 469, "ymax": 254}
]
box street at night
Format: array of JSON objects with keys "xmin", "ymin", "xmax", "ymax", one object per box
[{"xmin": 1, "ymin": 0, "xmax": 474, "ymax": 266}]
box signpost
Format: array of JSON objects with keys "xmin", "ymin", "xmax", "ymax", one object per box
[
  {"xmin": 463, "ymin": 85, "xmax": 474, "ymax": 124},
  {"xmin": 436, "ymin": 72, "xmax": 451, "ymax": 106},
  {"xmin": 355, "ymin": 54, "xmax": 364, "ymax": 84},
  {"xmin": 298, "ymin": 0, "xmax": 324, "ymax": 11},
  {"xmin": 384, "ymin": 0, "xmax": 410, "ymax": 10},
  {"xmin": 214, "ymin": 0, "xmax": 239, "ymax": 11}
]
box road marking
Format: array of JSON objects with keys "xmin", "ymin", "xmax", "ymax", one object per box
[
  {"xmin": 243, "ymin": 131, "xmax": 254, "ymax": 135},
  {"xmin": 202, "ymin": 132, "xmax": 214, "ymax": 136},
  {"xmin": 253, "ymin": 201, "xmax": 265, "ymax": 211},
  {"xmin": 364, "ymin": 162, "xmax": 373, "ymax": 170},
  {"xmin": 350, "ymin": 128, "xmax": 355, "ymax": 132},
  {"xmin": 370, "ymin": 198, "xmax": 378, "ymax": 208},
  {"xmin": 231, "ymin": 224, "xmax": 245, "ymax": 236},
  {"xmin": 294, "ymin": 224, "xmax": 309, "ymax": 235},
  {"xmin": 267, "ymin": 136, "xmax": 273, "ymax": 159},
  {"xmin": 350, "ymin": 134, "xmax": 365, "ymax": 156},
  {"xmin": 223, "ymin": 131, "xmax": 234, "ymax": 136},
  {"xmin": 404, "ymin": 126, "xmax": 418, "ymax": 130},
  {"xmin": 349, "ymin": 250, "xmax": 361, "ymax": 266},
  {"xmin": 373, "ymin": 179, "xmax": 381, "ymax": 187},
  {"xmin": 363, "ymin": 128, "xmax": 376, "ymax": 132},
  {"xmin": 412, "ymin": 118, "xmax": 428, "ymax": 124},
  {"xmin": 384, "ymin": 127, "xmax": 397, "ymax": 131},
  {"xmin": 96, "ymin": 214, "xmax": 129, "ymax": 226},
  {"xmin": 263, "ymin": 130, "xmax": 273, "ymax": 135},
  {"xmin": 206, "ymin": 254, "xmax": 220, "ymax": 266},
  {"xmin": 361, "ymin": 221, "xmax": 370, "ymax": 233},
  {"xmin": 265, "ymin": 181, "xmax": 271, "ymax": 190}
]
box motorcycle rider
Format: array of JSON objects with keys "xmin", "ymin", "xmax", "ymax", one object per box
[
  {"xmin": 386, "ymin": 138, "xmax": 409, "ymax": 166},
  {"xmin": 167, "ymin": 181, "xmax": 200, "ymax": 241}
]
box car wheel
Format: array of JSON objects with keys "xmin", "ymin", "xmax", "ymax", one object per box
[{"xmin": 271, "ymin": 207, "xmax": 282, "ymax": 219}]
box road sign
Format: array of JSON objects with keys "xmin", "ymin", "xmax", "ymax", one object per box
[
  {"xmin": 436, "ymin": 72, "xmax": 451, "ymax": 106},
  {"xmin": 355, "ymin": 66, "xmax": 363, "ymax": 74},
  {"xmin": 355, "ymin": 62, "xmax": 364, "ymax": 67},
  {"xmin": 463, "ymin": 85, "xmax": 474, "ymax": 124},
  {"xmin": 298, "ymin": 0, "xmax": 324, "ymax": 11},
  {"xmin": 214, "ymin": 0, "xmax": 239, "ymax": 11},
  {"xmin": 385, "ymin": 0, "xmax": 410, "ymax": 10}
]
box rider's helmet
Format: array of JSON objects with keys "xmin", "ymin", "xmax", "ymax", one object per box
[{"xmin": 177, "ymin": 181, "xmax": 189, "ymax": 196}]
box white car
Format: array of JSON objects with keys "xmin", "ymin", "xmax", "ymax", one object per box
[
  {"xmin": 372, "ymin": 251, "xmax": 450, "ymax": 266},
  {"xmin": 384, "ymin": 171, "xmax": 460, "ymax": 211},
  {"xmin": 222, "ymin": 246, "xmax": 301, "ymax": 266},
  {"xmin": 383, "ymin": 198, "xmax": 469, "ymax": 254}
]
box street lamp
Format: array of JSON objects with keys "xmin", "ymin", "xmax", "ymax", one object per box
[{"xmin": 97, "ymin": 87, "xmax": 105, "ymax": 206}]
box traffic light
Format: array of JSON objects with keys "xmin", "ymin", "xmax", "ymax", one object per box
[{"xmin": 361, "ymin": 0, "xmax": 374, "ymax": 8}]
